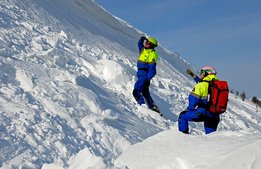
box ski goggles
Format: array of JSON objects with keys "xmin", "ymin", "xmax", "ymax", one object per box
[{"xmin": 200, "ymin": 69, "xmax": 216, "ymax": 75}]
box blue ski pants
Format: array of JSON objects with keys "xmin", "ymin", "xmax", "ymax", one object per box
[
  {"xmin": 133, "ymin": 76, "xmax": 154, "ymax": 109},
  {"xmin": 178, "ymin": 108, "xmax": 220, "ymax": 134}
]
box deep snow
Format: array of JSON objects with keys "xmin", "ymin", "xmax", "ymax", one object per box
[{"xmin": 0, "ymin": 0, "xmax": 260, "ymax": 169}]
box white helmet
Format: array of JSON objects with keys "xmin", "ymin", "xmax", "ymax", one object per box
[{"xmin": 200, "ymin": 66, "xmax": 217, "ymax": 76}]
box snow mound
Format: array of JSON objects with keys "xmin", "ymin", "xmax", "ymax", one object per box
[
  {"xmin": 115, "ymin": 129, "xmax": 261, "ymax": 169},
  {"xmin": 92, "ymin": 59, "xmax": 132, "ymax": 88}
]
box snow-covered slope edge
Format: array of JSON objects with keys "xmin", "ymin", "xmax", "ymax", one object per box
[
  {"xmin": 115, "ymin": 129, "xmax": 261, "ymax": 169},
  {"xmin": 0, "ymin": 0, "xmax": 260, "ymax": 168}
]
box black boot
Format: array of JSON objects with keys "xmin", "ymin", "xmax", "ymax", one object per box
[{"xmin": 151, "ymin": 105, "xmax": 162, "ymax": 116}]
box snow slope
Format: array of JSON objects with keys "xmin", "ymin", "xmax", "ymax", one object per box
[{"xmin": 0, "ymin": 0, "xmax": 260, "ymax": 168}]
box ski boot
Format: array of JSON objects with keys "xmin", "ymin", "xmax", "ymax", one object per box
[{"xmin": 151, "ymin": 105, "xmax": 162, "ymax": 116}]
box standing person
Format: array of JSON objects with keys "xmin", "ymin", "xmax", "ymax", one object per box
[
  {"xmin": 132, "ymin": 36, "xmax": 160, "ymax": 114},
  {"xmin": 178, "ymin": 66, "xmax": 220, "ymax": 134}
]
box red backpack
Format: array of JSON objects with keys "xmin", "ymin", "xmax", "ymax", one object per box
[{"xmin": 208, "ymin": 80, "xmax": 229, "ymax": 114}]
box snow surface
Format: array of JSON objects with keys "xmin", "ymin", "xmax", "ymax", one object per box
[
  {"xmin": 0, "ymin": 0, "xmax": 260, "ymax": 169},
  {"xmin": 116, "ymin": 129, "xmax": 261, "ymax": 169}
]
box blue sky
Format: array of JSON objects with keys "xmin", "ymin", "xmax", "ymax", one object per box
[{"xmin": 95, "ymin": 0, "xmax": 261, "ymax": 98}]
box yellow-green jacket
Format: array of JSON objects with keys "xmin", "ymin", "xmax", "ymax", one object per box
[
  {"xmin": 137, "ymin": 38, "xmax": 158, "ymax": 80},
  {"xmin": 188, "ymin": 74, "xmax": 218, "ymax": 110}
]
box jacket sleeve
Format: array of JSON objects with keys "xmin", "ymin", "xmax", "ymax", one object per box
[
  {"xmin": 138, "ymin": 37, "xmax": 146, "ymax": 53},
  {"xmin": 194, "ymin": 75, "xmax": 201, "ymax": 83},
  {"xmin": 187, "ymin": 94, "xmax": 200, "ymax": 110},
  {"xmin": 187, "ymin": 84, "xmax": 201, "ymax": 110}
]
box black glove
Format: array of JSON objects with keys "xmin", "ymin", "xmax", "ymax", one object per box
[
  {"xmin": 141, "ymin": 36, "xmax": 147, "ymax": 41},
  {"xmin": 144, "ymin": 79, "xmax": 150, "ymax": 88},
  {"xmin": 186, "ymin": 69, "xmax": 195, "ymax": 77}
]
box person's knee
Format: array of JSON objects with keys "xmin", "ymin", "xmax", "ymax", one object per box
[
  {"xmin": 178, "ymin": 110, "xmax": 188, "ymax": 121},
  {"xmin": 179, "ymin": 110, "xmax": 187, "ymax": 116},
  {"xmin": 133, "ymin": 89, "xmax": 145, "ymax": 105},
  {"xmin": 133, "ymin": 89, "xmax": 138, "ymax": 96}
]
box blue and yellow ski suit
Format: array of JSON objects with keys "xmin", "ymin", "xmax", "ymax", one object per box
[
  {"xmin": 178, "ymin": 74, "xmax": 220, "ymax": 134},
  {"xmin": 133, "ymin": 37, "xmax": 158, "ymax": 109}
]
